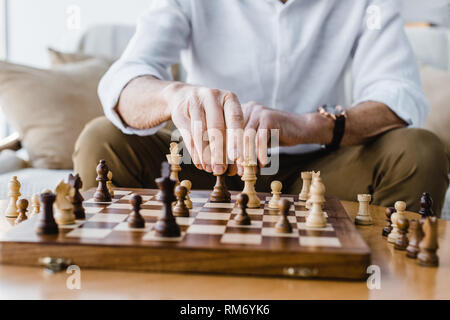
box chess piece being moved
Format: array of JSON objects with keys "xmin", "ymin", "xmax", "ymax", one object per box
[
  {"xmin": 209, "ymin": 174, "xmax": 231, "ymax": 203},
  {"xmin": 355, "ymin": 194, "xmax": 373, "ymax": 225},
  {"xmin": 417, "ymin": 217, "xmax": 439, "ymax": 267},
  {"xmin": 30, "ymin": 193, "xmax": 40, "ymax": 217},
  {"xmin": 54, "ymin": 180, "xmax": 76, "ymax": 225},
  {"xmin": 35, "ymin": 192, "xmax": 58, "ymax": 235},
  {"xmin": 167, "ymin": 142, "xmax": 182, "ymax": 184},
  {"xmin": 394, "ymin": 216, "xmax": 409, "ymax": 250},
  {"xmin": 93, "ymin": 160, "xmax": 112, "ymax": 202},
  {"xmin": 268, "ymin": 180, "xmax": 282, "ymax": 210},
  {"xmin": 418, "ymin": 192, "xmax": 434, "ymax": 222},
  {"xmin": 241, "ymin": 159, "xmax": 260, "ymax": 208},
  {"xmin": 387, "ymin": 201, "xmax": 406, "ymax": 243},
  {"xmin": 406, "ymin": 219, "xmax": 422, "ymax": 259},
  {"xmin": 382, "ymin": 207, "xmax": 395, "ymax": 237},
  {"xmin": 154, "ymin": 162, "xmax": 181, "ymax": 237},
  {"xmin": 298, "ymin": 171, "xmax": 312, "ymax": 201},
  {"xmin": 68, "ymin": 173, "xmax": 85, "ymax": 219},
  {"xmin": 305, "ymin": 175, "xmax": 327, "ymax": 228},
  {"xmin": 305, "ymin": 171, "xmax": 320, "ymax": 210},
  {"xmin": 275, "ymin": 198, "xmax": 292, "ymax": 233},
  {"xmin": 107, "ymin": 171, "xmax": 114, "ymax": 198},
  {"xmin": 5, "ymin": 176, "xmax": 21, "ymax": 218},
  {"xmin": 173, "ymin": 185, "xmax": 189, "ymax": 217},
  {"xmin": 180, "ymin": 180, "xmax": 193, "ymax": 209},
  {"xmin": 15, "ymin": 199, "xmax": 29, "ymax": 225},
  {"xmin": 234, "ymin": 193, "xmax": 251, "ymax": 226},
  {"xmin": 128, "ymin": 194, "xmax": 145, "ymax": 228}
]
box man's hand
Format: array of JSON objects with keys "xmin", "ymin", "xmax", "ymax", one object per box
[{"xmin": 166, "ymin": 83, "xmax": 244, "ymax": 176}]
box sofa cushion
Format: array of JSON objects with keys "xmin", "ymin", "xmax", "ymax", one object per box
[
  {"xmin": 0, "ymin": 58, "xmax": 111, "ymax": 169},
  {"xmin": 420, "ymin": 64, "xmax": 450, "ymax": 163},
  {"xmin": 0, "ymin": 150, "xmax": 29, "ymax": 174}
]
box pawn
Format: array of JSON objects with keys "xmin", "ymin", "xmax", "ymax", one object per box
[
  {"xmin": 128, "ymin": 194, "xmax": 145, "ymax": 228},
  {"xmin": 406, "ymin": 219, "xmax": 422, "ymax": 259},
  {"xmin": 180, "ymin": 180, "xmax": 193, "ymax": 209},
  {"xmin": 275, "ymin": 198, "xmax": 292, "ymax": 233},
  {"xmin": 417, "ymin": 216, "xmax": 439, "ymax": 267},
  {"xmin": 173, "ymin": 185, "xmax": 189, "ymax": 217},
  {"xmin": 394, "ymin": 216, "xmax": 409, "ymax": 250},
  {"xmin": 15, "ymin": 198, "xmax": 29, "ymax": 225},
  {"xmin": 30, "ymin": 193, "xmax": 41, "ymax": 217},
  {"xmin": 382, "ymin": 207, "xmax": 395, "ymax": 237},
  {"xmin": 268, "ymin": 180, "xmax": 282, "ymax": 210},
  {"xmin": 107, "ymin": 171, "xmax": 114, "ymax": 198},
  {"xmin": 234, "ymin": 193, "xmax": 251, "ymax": 225},
  {"xmin": 387, "ymin": 201, "xmax": 406, "ymax": 243}
]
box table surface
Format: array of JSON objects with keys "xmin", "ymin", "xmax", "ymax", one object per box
[{"xmin": 0, "ymin": 199, "xmax": 448, "ymax": 300}]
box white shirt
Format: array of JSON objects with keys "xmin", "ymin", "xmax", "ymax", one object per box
[{"xmin": 99, "ymin": 0, "xmax": 429, "ymax": 153}]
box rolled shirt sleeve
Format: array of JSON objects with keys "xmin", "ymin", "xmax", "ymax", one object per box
[
  {"xmin": 352, "ymin": 0, "xmax": 430, "ymax": 127},
  {"xmin": 98, "ymin": 0, "xmax": 191, "ymax": 136}
]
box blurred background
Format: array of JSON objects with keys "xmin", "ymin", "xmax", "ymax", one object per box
[{"xmin": 0, "ymin": 0, "xmax": 449, "ymax": 217}]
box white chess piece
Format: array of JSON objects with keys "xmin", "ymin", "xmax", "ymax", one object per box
[
  {"xmin": 355, "ymin": 194, "xmax": 373, "ymax": 225},
  {"xmin": 107, "ymin": 171, "xmax": 114, "ymax": 198},
  {"xmin": 166, "ymin": 142, "xmax": 182, "ymax": 184},
  {"xmin": 5, "ymin": 176, "xmax": 21, "ymax": 218},
  {"xmin": 180, "ymin": 180, "xmax": 193, "ymax": 209},
  {"xmin": 305, "ymin": 176, "xmax": 327, "ymax": 228},
  {"xmin": 268, "ymin": 180, "xmax": 282, "ymax": 209},
  {"xmin": 54, "ymin": 180, "xmax": 76, "ymax": 225},
  {"xmin": 387, "ymin": 201, "xmax": 406, "ymax": 243},
  {"xmin": 241, "ymin": 160, "xmax": 260, "ymax": 208},
  {"xmin": 30, "ymin": 193, "xmax": 41, "ymax": 216},
  {"xmin": 305, "ymin": 171, "xmax": 320, "ymax": 209},
  {"xmin": 299, "ymin": 171, "xmax": 312, "ymax": 201}
]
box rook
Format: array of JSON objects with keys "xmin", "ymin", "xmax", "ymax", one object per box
[
  {"xmin": 406, "ymin": 219, "xmax": 422, "ymax": 259},
  {"xmin": 36, "ymin": 192, "xmax": 58, "ymax": 235}
]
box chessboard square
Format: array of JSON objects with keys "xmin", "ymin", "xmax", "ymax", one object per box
[
  {"xmin": 299, "ymin": 236, "xmax": 341, "ymax": 247},
  {"xmin": 113, "ymin": 222, "xmax": 153, "ymax": 232},
  {"xmin": 231, "ymin": 208, "xmax": 264, "ymax": 215},
  {"xmin": 221, "ymin": 233, "xmax": 262, "ymax": 245},
  {"xmin": 143, "ymin": 200, "xmax": 161, "ymax": 206},
  {"xmin": 297, "ymin": 222, "xmax": 334, "ymax": 231},
  {"xmin": 140, "ymin": 209, "xmax": 161, "ymax": 217},
  {"xmin": 187, "ymin": 224, "xmax": 226, "ymax": 235},
  {"xmin": 261, "ymin": 228, "xmax": 298, "ymax": 238},
  {"xmin": 84, "ymin": 198, "xmax": 117, "ymax": 204},
  {"xmin": 195, "ymin": 212, "xmax": 230, "ymax": 220},
  {"xmin": 295, "ymin": 201, "xmax": 306, "ymax": 206},
  {"xmin": 142, "ymin": 230, "xmax": 185, "ymax": 242},
  {"xmin": 176, "ymin": 217, "xmax": 196, "ymax": 226},
  {"xmin": 107, "ymin": 203, "xmax": 132, "ymax": 209},
  {"xmin": 65, "ymin": 228, "xmax": 112, "ymax": 239},
  {"xmin": 264, "ymin": 204, "xmax": 295, "ymax": 211},
  {"xmin": 114, "ymin": 190, "xmax": 132, "ymax": 196},
  {"xmin": 265, "ymin": 196, "xmax": 294, "ymax": 202},
  {"xmin": 58, "ymin": 221, "xmax": 84, "ymax": 229},
  {"xmin": 263, "ymin": 215, "xmax": 296, "ymax": 223},
  {"xmin": 295, "ymin": 210, "xmax": 308, "ymax": 217},
  {"xmin": 204, "ymin": 203, "xmax": 235, "ymax": 209},
  {"xmin": 122, "ymin": 194, "xmax": 153, "ymax": 201},
  {"xmin": 85, "ymin": 207, "xmax": 103, "ymax": 214},
  {"xmin": 89, "ymin": 213, "xmax": 128, "ymax": 223},
  {"xmin": 191, "ymin": 198, "xmax": 208, "ymax": 203},
  {"xmin": 227, "ymin": 220, "xmax": 263, "ymax": 229}
]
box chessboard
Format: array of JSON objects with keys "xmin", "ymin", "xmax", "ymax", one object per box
[{"xmin": 0, "ymin": 188, "xmax": 371, "ymax": 280}]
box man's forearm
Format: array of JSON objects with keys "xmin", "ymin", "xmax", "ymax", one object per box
[
  {"xmin": 116, "ymin": 76, "xmax": 182, "ymax": 130},
  {"xmin": 294, "ymin": 101, "xmax": 407, "ymax": 147}
]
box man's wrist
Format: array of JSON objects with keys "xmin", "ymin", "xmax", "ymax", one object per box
[{"xmin": 299, "ymin": 112, "xmax": 334, "ymax": 145}]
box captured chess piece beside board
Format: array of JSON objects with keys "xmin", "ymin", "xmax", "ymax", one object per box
[{"xmin": 0, "ymin": 143, "xmax": 440, "ymax": 280}]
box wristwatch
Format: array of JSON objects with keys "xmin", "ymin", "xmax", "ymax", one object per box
[{"xmin": 318, "ymin": 104, "xmax": 347, "ymax": 151}]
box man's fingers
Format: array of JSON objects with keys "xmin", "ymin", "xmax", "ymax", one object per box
[
  {"xmin": 223, "ymin": 92, "xmax": 244, "ymax": 164},
  {"xmin": 188, "ymin": 99, "xmax": 209, "ymax": 170},
  {"xmin": 256, "ymin": 126, "xmax": 270, "ymax": 167}
]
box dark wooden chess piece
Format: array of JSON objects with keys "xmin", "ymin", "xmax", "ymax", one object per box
[
  {"xmin": 382, "ymin": 206, "xmax": 395, "ymax": 237},
  {"xmin": 154, "ymin": 162, "xmax": 181, "ymax": 237},
  {"xmin": 394, "ymin": 216, "xmax": 409, "ymax": 250},
  {"xmin": 173, "ymin": 185, "xmax": 189, "ymax": 217},
  {"xmin": 68, "ymin": 173, "xmax": 85, "ymax": 219},
  {"xmin": 35, "ymin": 192, "xmax": 59, "ymax": 235},
  {"xmin": 15, "ymin": 198, "xmax": 29, "ymax": 225},
  {"xmin": 128, "ymin": 194, "xmax": 145, "ymax": 228},
  {"xmin": 209, "ymin": 174, "xmax": 231, "ymax": 203},
  {"xmin": 93, "ymin": 160, "xmax": 112, "ymax": 202},
  {"xmin": 234, "ymin": 193, "xmax": 251, "ymax": 225},
  {"xmin": 275, "ymin": 198, "xmax": 292, "ymax": 233},
  {"xmin": 418, "ymin": 192, "xmax": 434, "ymax": 222},
  {"xmin": 417, "ymin": 216, "xmax": 439, "ymax": 267},
  {"xmin": 406, "ymin": 219, "xmax": 422, "ymax": 259}
]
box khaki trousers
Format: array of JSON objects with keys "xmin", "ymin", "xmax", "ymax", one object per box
[{"xmin": 74, "ymin": 117, "xmax": 449, "ymax": 216}]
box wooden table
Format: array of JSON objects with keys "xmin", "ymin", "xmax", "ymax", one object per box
[{"xmin": 0, "ymin": 200, "xmax": 448, "ymax": 300}]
